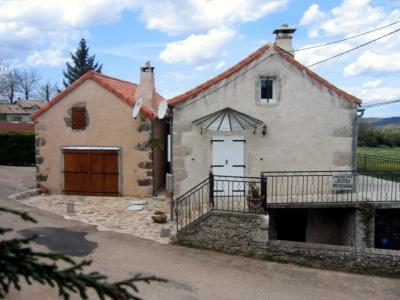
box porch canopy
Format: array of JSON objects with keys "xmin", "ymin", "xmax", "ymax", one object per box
[{"xmin": 192, "ymin": 107, "xmax": 264, "ymax": 132}]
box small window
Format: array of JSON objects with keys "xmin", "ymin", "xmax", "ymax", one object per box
[
  {"xmin": 260, "ymin": 78, "xmax": 277, "ymax": 103},
  {"xmin": 71, "ymin": 107, "xmax": 87, "ymax": 130}
]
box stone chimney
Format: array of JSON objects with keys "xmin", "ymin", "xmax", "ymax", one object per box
[
  {"xmin": 273, "ymin": 24, "xmax": 297, "ymax": 56},
  {"xmin": 135, "ymin": 61, "xmax": 156, "ymax": 110}
]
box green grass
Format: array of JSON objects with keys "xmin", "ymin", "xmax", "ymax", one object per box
[{"xmin": 357, "ymin": 147, "xmax": 400, "ymax": 159}]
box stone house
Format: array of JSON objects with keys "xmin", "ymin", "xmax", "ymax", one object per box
[
  {"xmin": 169, "ymin": 25, "xmax": 374, "ymax": 248},
  {"xmin": 32, "ymin": 64, "xmax": 168, "ymax": 197},
  {"xmin": 0, "ymin": 100, "xmax": 43, "ymax": 122}
]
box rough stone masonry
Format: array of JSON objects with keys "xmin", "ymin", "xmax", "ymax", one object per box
[{"xmin": 176, "ymin": 211, "xmax": 400, "ymax": 277}]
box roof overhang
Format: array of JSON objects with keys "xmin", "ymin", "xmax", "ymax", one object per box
[{"xmin": 192, "ymin": 107, "xmax": 264, "ymax": 133}]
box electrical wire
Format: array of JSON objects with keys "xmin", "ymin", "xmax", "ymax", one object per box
[
  {"xmin": 176, "ymin": 22, "xmax": 400, "ymax": 109},
  {"xmin": 307, "ymin": 27, "xmax": 400, "ymax": 67}
]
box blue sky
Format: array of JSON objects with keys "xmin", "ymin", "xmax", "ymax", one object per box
[{"xmin": 1, "ymin": 0, "xmax": 399, "ymax": 117}]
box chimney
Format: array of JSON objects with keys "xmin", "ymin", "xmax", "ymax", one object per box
[
  {"xmin": 273, "ymin": 24, "xmax": 297, "ymax": 56},
  {"xmin": 135, "ymin": 61, "xmax": 156, "ymax": 110}
]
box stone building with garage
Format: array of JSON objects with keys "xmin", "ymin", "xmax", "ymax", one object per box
[{"xmin": 32, "ymin": 63, "xmax": 169, "ymax": 197}]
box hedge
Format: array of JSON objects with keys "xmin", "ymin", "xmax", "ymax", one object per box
[{"xmin": 0, "ymin": 132, "xmax": 35, "ymax": 166}]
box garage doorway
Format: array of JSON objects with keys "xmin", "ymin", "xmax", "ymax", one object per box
[{"xmin": 63, "ymin": 148, "xmax": 119, "ymax": 196}]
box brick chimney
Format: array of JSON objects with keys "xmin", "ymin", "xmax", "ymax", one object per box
[
  {"xmin": 135, "ymin": 61, "xmax": 156, "ymax": 110},
  {"xmin": 273, "ymin": 24, "xmax": 297, "ymax": 56}
]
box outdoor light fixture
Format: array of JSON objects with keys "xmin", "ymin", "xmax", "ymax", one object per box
[{"xmin": 262, "ymin": 124, "xmax": 267, "ymax": 136}]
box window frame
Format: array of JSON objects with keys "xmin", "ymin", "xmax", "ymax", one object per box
[{"xmin": 259, "ymin": 77, "xmax": 277, "ymax": 104}]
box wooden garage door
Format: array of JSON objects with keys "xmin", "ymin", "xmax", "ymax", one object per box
[{"xmin": 63, "ymin": 149, "xmax": 119, "ymax": 196}]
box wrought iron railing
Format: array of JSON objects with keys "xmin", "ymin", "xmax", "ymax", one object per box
[
  {"xmin": 357, "ymin": 154, "xmax": 400, "ymax": 172},
  {"xmin": 260, "ymin": 170, "xmax": 400, "ymax": 206},
  {"xmin": 175, "ymin": 170, "xmax": 400, "ymax": 232},
  {"xmin": 174, "ymin": 173, "xmax": 267, "ymax": 231}
]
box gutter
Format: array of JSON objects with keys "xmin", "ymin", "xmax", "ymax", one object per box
[{"xmin": 352, "ymin": 107, "xmax": 365, "ymax": 171}]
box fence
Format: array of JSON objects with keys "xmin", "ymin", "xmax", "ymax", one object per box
[
  {"xmin": 357, "ymin": 153, "xmax": 400, "ymax": 172},
  {"xmin": 175, "ymin": 170, "xmax": 400, "ymax": 231}
]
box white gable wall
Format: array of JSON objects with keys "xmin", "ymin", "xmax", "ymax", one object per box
[{"xmin": 172, "ymin": 47, "xmax": 357, "ymax": 197}]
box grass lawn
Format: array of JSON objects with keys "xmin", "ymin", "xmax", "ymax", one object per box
[{"xmin": 357, "ymin": 147, "xmax": 400, "ymax": 159}]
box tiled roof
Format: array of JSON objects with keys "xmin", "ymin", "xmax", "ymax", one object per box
[
  {"xmin": 16, "ymin": 100, "xmax": 45, "ymax": 109},
  {"xmin": 168, "ymin": 43, "xmax": 361, "ymax": 106},
  {"xmin": 32, "ymin": 71, "xmax": 163, "ymax": 120},
  {"xmin": 0, "ymin": 121, "xmax": 34, "ymax": 132},
  {"xmin": 0, "ymin": 104, "xmax": 30, "ymax": 115}
]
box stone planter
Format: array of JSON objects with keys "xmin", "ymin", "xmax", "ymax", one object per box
[{"xmin": 151, "ymin": 212, "xmax": 167, "ymax": 224}]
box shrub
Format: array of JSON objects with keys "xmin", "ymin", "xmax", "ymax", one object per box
[{"xmin": 0, "ymin": 131, "xmax": 35, "ymax": 166}]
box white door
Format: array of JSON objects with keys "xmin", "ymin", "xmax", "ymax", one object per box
[{"xmin": 212, "ymin": 136, "xmax": 245, "ymax": 195}]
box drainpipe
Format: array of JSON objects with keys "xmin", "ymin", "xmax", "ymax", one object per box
[{"xmin": 352, "ymin": 107, "xmax": 365, "ymax": 171}]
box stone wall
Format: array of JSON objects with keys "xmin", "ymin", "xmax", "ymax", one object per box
[
  {"xmin": 177, "ymin": 211, "xmax": 269, "ymax": 255},
  {"xmin": 176, "ymin": 210, "xmax": 400, "ymax": 277}
]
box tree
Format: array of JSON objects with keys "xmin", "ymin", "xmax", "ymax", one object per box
[
  {"xmin": 0, "ymin": 67, "xmax": 22, "ymax": 104},
  {"xmin": 63, "ymin": 38, "xmax": 102, "ymax": 87},
  {"xmin": 0, "ymin": 207, "xmax": 165, "ymax": 299},
  {"xmin": 19, "ymin": 70, "xmax": 41, "ymax": 100},
  {"xmin": 0, "ymin": 63, "xmax": 8, "ymax": 102},
  {"xmin": 37, "ymin": 80, "xmax": 59, "ymax": 102}
]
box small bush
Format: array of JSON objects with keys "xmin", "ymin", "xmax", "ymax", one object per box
[{"xmin": 0, "ymin": 131, "xmax": 35, "ymax": 166}]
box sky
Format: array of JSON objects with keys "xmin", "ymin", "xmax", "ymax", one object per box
[{"xmin": 1, "ymin": 0, "xmax": 399, "ymax": 117}]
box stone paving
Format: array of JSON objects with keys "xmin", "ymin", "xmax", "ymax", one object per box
[{"xmin": 21, "ymin": 195, "xmax": 176, "ymax": 244}]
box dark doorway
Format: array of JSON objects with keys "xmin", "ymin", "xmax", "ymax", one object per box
[
  {"xmin": 276, "ymin": 209, "xmax": 308, "ymax": 242},
  {"xmin": 375, "ymin": 209, "xmax": 400, "ymax": 250}
]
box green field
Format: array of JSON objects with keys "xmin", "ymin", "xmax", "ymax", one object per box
[{"xmin": 357, "ymin": 147, "xmax": 400, "ymax": 159}]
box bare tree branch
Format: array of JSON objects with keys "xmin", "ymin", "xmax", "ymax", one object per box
[{"xmin": 19, "ymin": 69, "xmax": 41, "ymax": 100}]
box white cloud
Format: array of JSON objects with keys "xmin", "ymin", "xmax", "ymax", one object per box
[
  {"xmin": 300, "ymin": 4, "xmax": 325, "ymax": 26},
  {"xmin": 0, "ymin": 0, "xmax": 138, "ymax": 66},
  {"xmin": 298, "ymin": 0, "xmax": 400, "ymax": 79},
  {"xmin": 159, "ymin": 28, "xmax": 235, "ymax": 65},
  {"xmin": 346, "ymin": 84, "xmax": 400, "ymax": 103},
  {"xmin": 140, "ymin": 0, "xmax": 288, "ymax": 35},
  {"xmin": 362, "ymin": 79, "xmax": 382, "ymax": 89},
  {"xmin": 295, "ymin": 42, "xmax": 353, "ymax": 67},
  {"xmin": 153, "ymin": 0, "xmax": 287, "ymax": 69},
  {"xmin": 344, "ymin": 50, "xmax": 400, "ymax": 76}
]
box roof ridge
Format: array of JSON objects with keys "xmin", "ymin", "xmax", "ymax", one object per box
[
  {"xmin": 272, "ymin": 45, "xmax": 361, "ymax": 104},
  {"xmin": 89, "ymin": 71, "xmax": 138, "ymax": 86},
  {"xmin": 169, "ymin": 43, "xmax": 273, "ymax": 105}
]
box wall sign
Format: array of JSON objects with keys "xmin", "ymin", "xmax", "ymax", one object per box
[{"xmin": 332, "ymin": 174, "xmax": 354, "ymax": 191}]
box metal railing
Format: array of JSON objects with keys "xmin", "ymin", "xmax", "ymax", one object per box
[
  {"xmin": 175, "ymin": 170, "xmax": 400, "ymax": 232},
  {"xmin": 260, "ymin": 170, "xmax": 400, "ymax": 206},
  {"xmin": 357, "ymin": 154, "xmax": 400, "ymax": 172},
  {"xmin": 174, "ymin": 173, "xmax": 267, "ymax": 231}
]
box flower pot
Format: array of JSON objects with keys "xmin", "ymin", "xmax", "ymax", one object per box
[
  {"xmin": 151, "ymin": 213, "xmax": 167, "ymax": 224},
  {"xmin": 247, "ymin": 196, "xmax": 263, "ymax": 208}
]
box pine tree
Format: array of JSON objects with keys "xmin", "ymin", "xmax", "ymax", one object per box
[
  {"xmin": 0, "ymin": 207, "xmax": 165, "ymax": 299},
  {"xmin": 63, "ymin": 39, "xmax": 102, "ymax": 87}
]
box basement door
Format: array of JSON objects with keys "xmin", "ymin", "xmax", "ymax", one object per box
[
  {"xmin": 211, "ymin": 136, "xmax": 245, "ymax": 195},
  {"xmin": 63, "ymin": 149, "xmax": 119, "ymax": 196}
]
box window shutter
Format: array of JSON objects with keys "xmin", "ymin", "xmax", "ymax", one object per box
[{"xmin": 71, "ymin": 107, "xmax": 87, "ymax": 129}]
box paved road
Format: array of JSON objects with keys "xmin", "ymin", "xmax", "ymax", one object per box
[{"xmin": 1, "ymin": 166, "xmax": 400, "ymax": 300}]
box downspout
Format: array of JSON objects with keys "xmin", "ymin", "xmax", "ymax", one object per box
[{"xmin": 352, "ymin": 106, "xmax": 365, "ymax": 171}]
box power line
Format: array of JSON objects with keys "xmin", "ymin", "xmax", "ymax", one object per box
[
  {"xmin": 362, "ymin": 98, "xmax": 400, "ymax": 108},
  {"xmin": 177, "ymin": 23, "xmax": 400, "ymax": 109},
  {"xmin": 307, "ymin": 27, "xmax": 400, "ymax": 67},
  {"xmin": 292, "ymin": 19, "xmax": 400, "ymax": 54}
]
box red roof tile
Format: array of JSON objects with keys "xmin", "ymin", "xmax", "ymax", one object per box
[
  {"xmin": 32, "ymin": 71, "xmax": 164, "ymax": 120},
  {"xmin": 168, "ymin": 43, "xmax": 361, "ymax": 106},
  {"xmin": 0, "ymin": 121, "xmax": 34, "ymax": 132}
]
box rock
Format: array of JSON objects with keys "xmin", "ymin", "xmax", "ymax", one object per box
[
  {"xmin": 128, "ymin": 200, "xmax": 148, "ymax": 206},
  {"xmin": 160, "ymin": 228, "xmax": 171, "ymax": 237},
  {"xmin": 127, "ymin": 205, "xmax": 144, "ymax": 211}
]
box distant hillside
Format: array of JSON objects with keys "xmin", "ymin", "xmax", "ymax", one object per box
[{"xmin": 360, "ymin": 117, "xmax": 400, "ymax": 127}]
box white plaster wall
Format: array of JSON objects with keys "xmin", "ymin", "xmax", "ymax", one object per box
[{"xmin": 172, "ymin": 47, "xmax": 357, "ymax": 197}]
